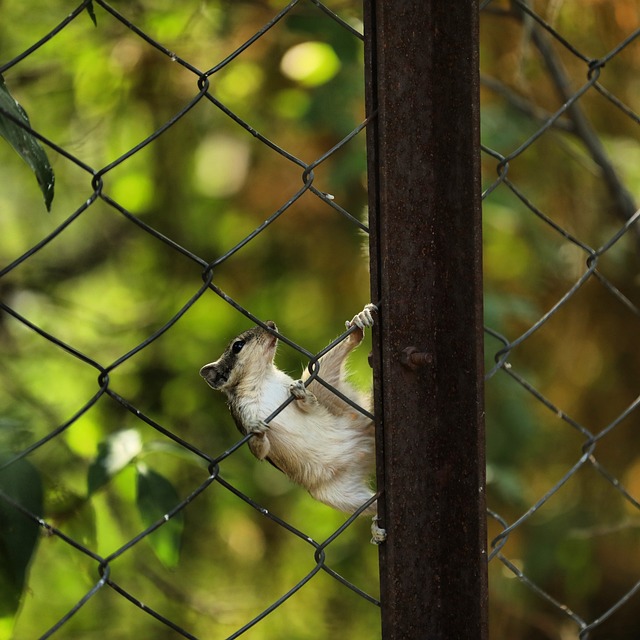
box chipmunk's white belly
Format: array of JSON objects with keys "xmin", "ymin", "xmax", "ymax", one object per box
[{"xmin": 250, "ymin": 374, "xmax": 373, "ymax": 489}]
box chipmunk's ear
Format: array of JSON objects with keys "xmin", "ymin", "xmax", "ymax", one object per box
[{"xmin": 200, "ymin": 362, "xmax": 228, "ymax": 389}]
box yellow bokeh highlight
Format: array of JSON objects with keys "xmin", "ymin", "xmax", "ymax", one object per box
[{"xmin": 280, "ymin": 41, "xmax": 341, "ymax": 87}]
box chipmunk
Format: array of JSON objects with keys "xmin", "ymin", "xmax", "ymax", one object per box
[{"xmin": 200, "ymin": 304, "xmax": 386, "ymax": 543}]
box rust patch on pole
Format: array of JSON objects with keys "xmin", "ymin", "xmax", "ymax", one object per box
[{"xmin": 364, "ymin": 1, "xmax": 488, "ymax": 638}]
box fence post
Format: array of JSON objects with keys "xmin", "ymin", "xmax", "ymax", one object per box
[{"xmin": 363, "ymin": 2, "xmax": 488, "ymax": 639}]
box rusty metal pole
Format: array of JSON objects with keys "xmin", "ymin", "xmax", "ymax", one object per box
[{"xmin": 363, "ymin": 2, "xmax": 487, "ymax": 639}]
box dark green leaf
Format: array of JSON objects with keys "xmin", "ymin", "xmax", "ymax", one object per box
[
  {"xmin": 0, "ymin": 457, "xmax": 43, "ymax": 618},
  {"xmin": 136, "ymin": 466, "xmax": 183, "ymax": 569},
  {"xmin": 87, "ymin": 429, "xmax": 142, "ymax": 495},
  {"xmin": 86, "ymin": 1, "xmax": 98, "ymax": 26},
  {"xmin": 0, "ymin": 76, "xmax": 55, "ymax": 211}
]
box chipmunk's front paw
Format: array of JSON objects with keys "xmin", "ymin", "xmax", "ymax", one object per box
[
  {"xmin": 290, "ymin": 379, "xmax": 308, "ymax": 399},
  {"xmin": 290, "ymin": 380, "xmax": 317, "ymax": 410},
  {"xmin": 370, "ymin": 515, "xmax": 387, "ymax": 545},
  {"xmin": 346, "ymin": 303, "xmax": 377, "ymax": 330}
]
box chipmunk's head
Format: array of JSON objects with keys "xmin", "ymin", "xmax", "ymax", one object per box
[{"xmin": 200, "ymin": 321, "xmax": 278, "ymax": 394}]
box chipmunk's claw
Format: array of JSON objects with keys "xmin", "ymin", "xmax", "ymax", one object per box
[
  {"xmin": 346, "ymin": 303, "xmax": 377, "ymax": 330},
  {"xmin": 289, "ymin": 379, "xmax": 308, "ymax": 399}
]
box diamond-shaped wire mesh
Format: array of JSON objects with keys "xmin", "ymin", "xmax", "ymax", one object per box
[
  {"xmin": 2, "ymin": 0, "xmax": 640, "ymax": 638},
  {"xmin": 482, "ymin": 2, "xmax": 640, "ymax": 638},
  {"xmin": 0, "ymin": 1, "xmax": 378, "ymax": 638}
]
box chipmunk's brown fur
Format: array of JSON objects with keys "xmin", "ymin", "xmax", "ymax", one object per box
[{"xmin": 200, "ymin": 305, "xmax": 385, "ymax": 542}]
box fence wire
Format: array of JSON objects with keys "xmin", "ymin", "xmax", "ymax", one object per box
[
  {"xmin": 2, "ymin": 0, "xmax": 640, "ymax": 639},
  {"xmin": 482, "ymin": 1, "xmax": 640, "ymax": 638},
  {"xmin": 0, "ymin": 1, "xmax": 378, "ymax": 638}
]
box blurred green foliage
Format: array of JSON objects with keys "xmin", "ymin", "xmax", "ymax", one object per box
[
  {"xmin": 482, "ymin": 2, "xmax": 640, "ymax": 638},
  {"xmin": 0, "ymin": 1, "xmax": 376, "ymax": 638},
  {"xmin": 1, "ymin": 0, "xmax": 640, "ymax": 639}
]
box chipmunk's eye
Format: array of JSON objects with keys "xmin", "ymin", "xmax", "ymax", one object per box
[{"xmin": 232, "ymin": 340, "xmax": 245, "ymax": 354}]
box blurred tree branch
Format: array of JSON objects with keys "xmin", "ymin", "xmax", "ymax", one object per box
[
  {"xmin": 480, "ymin": 73, "xmax": 575, "ymax": 134},
  {"xmin": 502, "ymin": 1, "xmax": 638, "ymax": 242},
  {"xmin": 529, "ymin": 26, "xmax": 638, "ymax": 228}
]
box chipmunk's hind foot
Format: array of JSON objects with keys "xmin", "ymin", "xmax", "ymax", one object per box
[{"xmin": 370, "ymin": 515, "xmax": 387, "ymax": 545}]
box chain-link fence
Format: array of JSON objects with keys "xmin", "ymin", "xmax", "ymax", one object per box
[
  {"xmin": 1, "ymin": 0, "xmax": 639, "ymax": 639},
  {"xmin": 0, "ymin": 1, "xmax": 380, "ymax": 638},
  {"xmin": 482, "ymin": 2, "xmax": 640, "ymax": 638}
]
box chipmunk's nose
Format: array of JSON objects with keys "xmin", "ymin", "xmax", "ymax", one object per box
[{"xmin": 265, "ymin": 321, "xmax": 277, "ymax": 331}]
